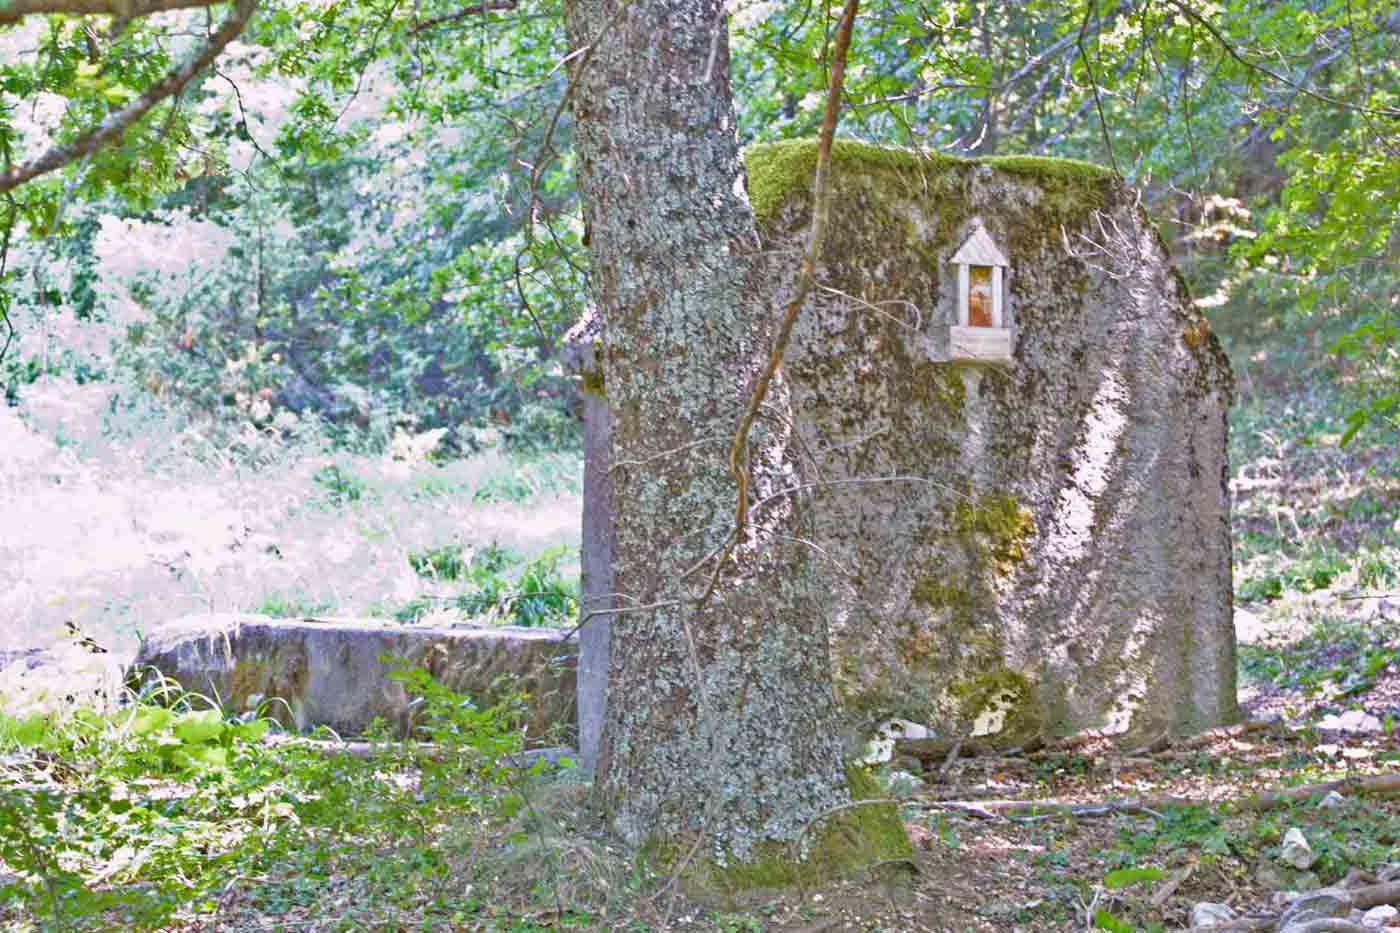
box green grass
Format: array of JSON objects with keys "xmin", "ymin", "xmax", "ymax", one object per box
[
  {"xmin": 396, "ymin": 542, "xmax": 578, "ymax": 627},
  {"xmin": 1238, "ymin": 615, "xmax": 1399, "ymax": 699},
  {"xmin": 0, "ymin": 664, "xmax": 553, "ymax": 931},
  {"xmin": 1, "ymin": 374, "xmax": 583, "ymax": 655}
]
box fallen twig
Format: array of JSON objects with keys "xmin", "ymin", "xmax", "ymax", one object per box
[
  {"xmin": 262, "ymin": 733, "xmax": 573, "ymax": 768},
  {"xmin": 1238, "ymin": 773, "xmax": 1400, "ymax": 811},
  {"xmin": 897, "ymin": 719, "xmax": 1284, "ymax": 766},
  {"xmin": 926, "ymin": 797, "xmax": 1186, "ymax": 819}
]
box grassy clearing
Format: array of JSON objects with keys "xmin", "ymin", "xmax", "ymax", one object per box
[{"xmin": 0, "ymin": 376, "xmax": 582, "ymax": 661}]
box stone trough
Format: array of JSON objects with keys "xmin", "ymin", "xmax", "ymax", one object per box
[{"xmin": 131, "ymin": 614, "xmax": 576, "ymax": 740}]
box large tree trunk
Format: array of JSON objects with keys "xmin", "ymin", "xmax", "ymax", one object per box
[{"xmin": 563, "ymin": 0, "xmax": 898, "ymax": 871}]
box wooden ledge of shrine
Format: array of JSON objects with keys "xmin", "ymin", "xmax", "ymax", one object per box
[{"xmin": 947, "ymin": 324, "xmax": 1014, "ymax": 364}]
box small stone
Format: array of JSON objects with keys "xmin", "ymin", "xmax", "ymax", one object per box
[
  {"xmin": 1278, "ymin": 891, "xmax": 1349, "ymax": 929},
  {"xmin": 879, "ymin": 718, "xmax": 935, "ymax": 740},
  {"xmin": 1318, "ymin": 790, "xmax": 1347, "ymax": 809},
  {"xmin": 1190, "ymin": 902, "xmax": 1236, "ymax": 927},
  {"xmin": 1364, "ymin": 905, "xmax": 1400, "ymax": 928},
  {"xmin": 1256, "ymin": 860, "xmax": 1289, "ymax": 889},
  {"xmin": 1377, "ymin": 864, "xmax": 1400, "ymax": 883},
  {"xmin": 883, "ymin": 770, "xmax": 925, "ymax": 796},
  {"xmin": 1281, "ymin": 827, "xmax": 1316, "ymax": 869},
  {"xmin": 1315, "ymin": 709, "xmax": 1384, "ymax": 734},
  {"xmin": 1294, "ymin": 871, "xmax": 1322, "ymax": 891}
]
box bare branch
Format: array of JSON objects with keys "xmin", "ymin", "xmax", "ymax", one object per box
[
  {"xmin": 727, "ymin": 0, "xmax": 859, "ymax": 541},
  {"xmin": 1075, "ymin": 0, "xmax": 1120, "ymax": 175},
  {"xmin": 0, "ymin": 0, "xmax": 224, "ymax": 27},
  {"xmin": 1165, "ymin": 0, "xmax": 1400, "ymax": 117},
  {"xmin": 407, "ymin": 0, "xmax": 516, "ymax": 35},
  {"xmin": 0, "ymin": 0, "xmax": 258, "ymax": 195}
]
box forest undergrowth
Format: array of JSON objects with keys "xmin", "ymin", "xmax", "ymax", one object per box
[{"xmin": 1, "ymin": 307, "xmax": 1398, "ymax": 931}]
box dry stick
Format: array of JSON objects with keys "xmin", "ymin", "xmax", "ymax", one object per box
[
  {"xmin": 0, "ymin": 0, "xmax": 258, "ymax": 194},
  {"xmin": 527, "ymin": 7, "xmax": 631, "ymax": 221},
  {"xmin": 1074, "ymin": 0, "xmax": 1120, "ymax": 176},
  {"xmin": 1237, "ymin": 772, "xmax": 1400, "ymax": 811},
  {"xmin": 512, "ymin": 2, "xmax": 631, "ymax": 321},
  {"xmin": 725, "ymin": 0, "xmax": 859, "ymax": 546},
  {"xmin": 929, "ymin": 798, "xmax": 1182, "ymax": 819},
  {"xmin": 1180, "ymin": 882, "xmax": 1400, "ymax": 933},
  {"xmin": 1164, "ymin": 0, "xmax": 1400, "ymax": 118},
  {"xmin": 927, "ymin": 773, "xmax": 1400, "ymax": 822}
]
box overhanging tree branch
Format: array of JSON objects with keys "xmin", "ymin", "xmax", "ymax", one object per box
[
  {"xmin": 0, "ymin": 0, "xmax": 224, "ymax": 27},
  {"xmin": 0, "ymin": 0, "xmax": 258, "ymax": 195},
  {"xmin": 407, "ymin": 0, "xmax": 516, "ymax": 34}
]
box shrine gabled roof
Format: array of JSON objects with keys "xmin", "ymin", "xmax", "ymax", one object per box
[{"xmin": 950, "ymin": 224, "xmax": 1009, "ymax": 266}]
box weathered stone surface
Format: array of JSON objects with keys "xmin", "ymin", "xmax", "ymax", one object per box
[
  {"xmin": 131, "ymin": 614, "xmax": 576, "ymax": 739},
  {"xmin": 560, "ymin": 311, "xmax": 612, "ymax": 774},
  {"xmin": 572, "ymin": 139, "xmax": 1237, "ymax": 748},
  {"xmin": 1190, "ymin": 902, "xmax": 1236, "ymax": 927}
]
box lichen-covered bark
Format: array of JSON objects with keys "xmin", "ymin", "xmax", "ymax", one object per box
[{"xmin": 563, "ymin": 0, "xmax": 851, "ymax": 856}]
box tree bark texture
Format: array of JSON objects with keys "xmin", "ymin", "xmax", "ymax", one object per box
[{"xmin": 563, "ymin": 0, "xmax": 850, "ymax": 856}]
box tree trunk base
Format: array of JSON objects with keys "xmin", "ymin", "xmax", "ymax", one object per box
[{"xmin": 648, "ymin": 767, "xmax": 915, "ymax": 904}]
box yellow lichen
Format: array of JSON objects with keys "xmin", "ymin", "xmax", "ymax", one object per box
[
  {"xmin": 579, "ymin": 366, "xmax": 605, "ymax": 396},
  {"xmin": 1183, "ymin": 317, "xmax": 1211, "ymax": 348},
  {"xmin": 948, "ymin": 668, "xmax": 1038, "ymax": 741},
  {"xmin": 953, "ymin": 494, "xmax": 1036, "ymax": 575}
]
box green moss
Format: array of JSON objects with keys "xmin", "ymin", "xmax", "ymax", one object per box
[
  {"xmin": 743, "ymin": 138, "xmax": 1112, "ymax": 226},
  {"xmin": 647, "ymin": 763, "xmax": 912, "ymax": 899},
  {"xmin": 910, "ymin": 579, "xmax": 970, "ymax": 611},
  {"xmin": 743, "ymin": 138, "xmax": 965, "ymax": 225},
  {"xmin": 953, "ymin": 493, "xmax": 1036, "ymax": 574},
  {"xmin": 915, "ymin": 363, "xmax": 966, "ymax": 410},
  {"xmin": 948, "ymin": 668, "xmax": 1039, "ymax": 741},
  {"xmin": 981, "ymin": 154, "xmax": 1113, "ymax": 182},
  {"xmin": 229, "ymin": 658, "xmax": 268, "ymax": 706},
  {"xmin": 579, "ymin": 365, "xmax": 605, "ymax": 397}
]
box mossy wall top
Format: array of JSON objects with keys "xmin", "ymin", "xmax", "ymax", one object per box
[{"xmin": 743, "ymin": 139, "xmax": 1237, "ymax": 743}]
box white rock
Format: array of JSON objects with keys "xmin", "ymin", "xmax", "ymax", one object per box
[
  {"xmin": 1281, "ymin": 827, "xmax": 1316, "ymax": 870},
  {"xmin": 862, "ymin": 719, "xmax": 936, "ymax": 763},
  {"xmin": 876, "ymin": 718, "xmax": 935, "ymax": 740},
  {"xmin": 1191, "ymin": 902, "xmax": 1236, "ymax": 927},
  {"xmin": 1316, "ymin": 710, "xmax": 1383, "ymax": 734},
  {"xmin": 1318, "ymin": 790, "xmax": 1347, "ymax": 809},
  {"xmin": 1363, "ymin": 905, "xmax": 1399, "ymax": 928},
  {"xmin": 860, "ymin": 735, "xmax": 895, "ymax": 764},
  {"xmin": 883, "ymin": 770, "xmax": 925, "ymax": 796}
]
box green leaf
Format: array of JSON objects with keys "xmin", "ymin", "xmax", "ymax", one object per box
[
  {"xmin": 10, "ymin": 714, "xmax": 51, "ymax": 746},
  {"xmin": 183, "ymin": 745, "xmax": 229, "ymax": 768},
  {"xmin": 128, "ymin": 707, "xmax": 174, "ymax": 738},
  {"xmin": 101, "ymin": 83, "xmax": 136, "ymax": 104},
  {"xmin": 229, "ymin": 719, "xmax": 270, "ymax": 743},
  {"xmin": 173, "ymin": 709, "xmax": 225, "ymax": 745},
  {"xmin": 1093, "ymin": 909, "xmax": 1135, "ymax": 932},
  {"xmin": 1103, "ymin": 866, "xmax": 1165, "ymax": 889}
]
